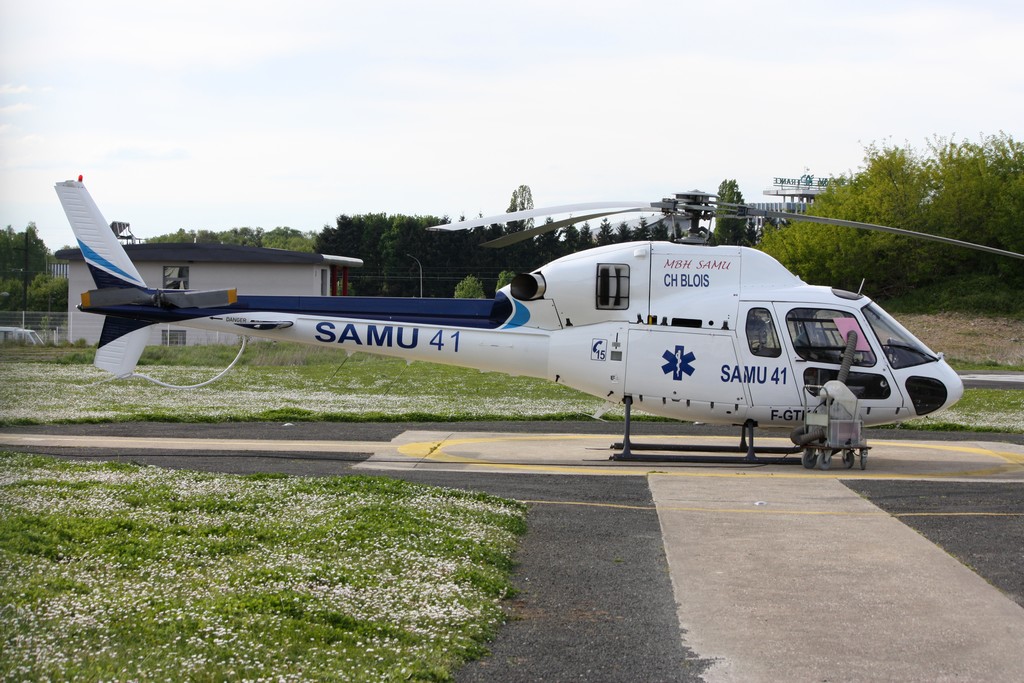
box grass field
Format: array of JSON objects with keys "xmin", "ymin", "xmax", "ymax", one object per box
[
  {"xmin": 1, "ymin": 342, "xmax": 1021, "ymax": 432},
  {"xmin": 0, "ymin": 453, "xmax": 527, "ymax": 682},
  {"xmin": 0, "ymin": 354, "xmax": 608, "ymax": 424}
]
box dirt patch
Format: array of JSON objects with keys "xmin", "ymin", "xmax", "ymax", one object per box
[{"xmin": 899, "ymin": 313, "xmax": 1024, "ymax": 365}]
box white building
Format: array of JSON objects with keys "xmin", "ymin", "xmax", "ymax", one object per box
[{"xmin": 56, "ymin": 243, "xmax": 361, "ymax": 345}]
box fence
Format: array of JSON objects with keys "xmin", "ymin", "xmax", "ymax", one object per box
[
  {"xmin": 0, "ymin": 311, "xmax": 70, "ymax": 345},
  {"xmin": 0, "ymin": 312, "xmax": 243, "ymax": 347}
]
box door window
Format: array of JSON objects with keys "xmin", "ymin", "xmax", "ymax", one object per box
[
  {"xmin": 786, "ymin": 308, "xmax": 875, "ymax": 366},
  {"xmin": 745, "ymin": 308, "xmax": 781, "ymax": 358}
]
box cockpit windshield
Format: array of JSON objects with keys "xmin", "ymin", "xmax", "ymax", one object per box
[{"xmin": 863, "ymin": 303, "xmax": 938, "ymax": 369}]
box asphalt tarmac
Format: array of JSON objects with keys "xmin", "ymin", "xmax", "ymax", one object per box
[
  {"xmin": 2, "ymin": 421, "xmax": 1023, "ymax": 682},
  {"xmin": 959, "ymin": 369, "xmax": 1024, "ymax": 390}
]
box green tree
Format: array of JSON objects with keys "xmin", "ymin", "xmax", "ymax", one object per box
[
  {"xmin": 758, "ymin": 134, "xmax": 1024, "ymax": 298},
  {"xmin": 506, "ymin": 185, "xmax": 534, "ymax": 225},
  {"xmin": 496, "ymin": 270, "xmax": 516, "ymax": 291},
  {"xmin": 263, "ymin": 227, "xmax": 316, "ymax": 252},
  {"xmin": 533, "ymin": 217, "xmax": 561, "ymax": 264},
  {"xmin": 27, "ymin": 273, "xmax": 68, "ymax": 312},
  {"xmin": 0, "ymin": 277, "xmax": 20, "ymax": 311},
  {"xmin": 379, "ymin": 215, "xmax": 438, "ymax": 297},
  {"xmin": 562, "ymin": 223, "xmax": 581, "ymax": 254},
  {"xmin": 454, "ymin": 274, "xmax": 485, "ymax": 298},
  {"xmin": 218, "ymin": 227, "xmax": 264, "ymax": 247},
  {"xmin": 146, "ymin": 228, "xmax": 196, "ymax": 243},
  {"xmin": 1, "ymin": 224, "xmax": 52, "ymax": 311},
  {"xmin": 499, "ymin": 184, "xmax": 535, "ymax": 269},
  {"xmin": 632, "ymin": 216, "xmax": 652, "ymax": 242},
  {"xmin": 712, "ymin": 179, "xmax": 756, "ymax": 246},
  {"xmin": 922, "ymin": 133, "xmax": 1024, "ymax": 273},
  {"xmin": 317, "ymin": 215, "xmax": 363, "ymax": 257},
  {"xmin": 578, "ymin": 223, "xmax": 594, "ymax": 248},
  {"xmin": 759, "ymin": 144, "xmax": 931, "ymax": 296},
  {"xmin": 648, "ymin": 216, "xmax": 669, "ymax": 242},
  {"xmin": 148, "ymin": 226, "xmax": 286, "ymax": 247}
]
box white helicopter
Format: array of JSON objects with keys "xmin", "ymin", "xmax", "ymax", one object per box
[{"xmin": 55, "ymin": 179, "xmax": 1023, "ymax": 469}]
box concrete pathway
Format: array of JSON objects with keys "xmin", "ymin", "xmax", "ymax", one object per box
[{"xmin": 651, "ymin": 476, "xmax": 1024, "ymax": 681}]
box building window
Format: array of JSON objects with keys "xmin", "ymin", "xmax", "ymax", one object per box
[
  {"xmin": 596, "ymin": 264, "xmax": 629, "ymax": 309},
  {"xmin": 162, "ymin": 329, "xmax": 187, "ymax": 346},
  {"xmin": 163, "ymin": 266, "xmax": 189, "ymax": 289}
]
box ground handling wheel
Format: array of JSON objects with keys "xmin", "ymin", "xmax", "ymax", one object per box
[
  {"xmin": 843, "ymin": 450, "xmax": 855, "ymax": 469},
  {"xmin": 802, "ymin": 448, "xmax": 817, "ymax": 469},
  {"xmin": 818, "ymin": 450, "xmax": 833, "ymax": 470}
]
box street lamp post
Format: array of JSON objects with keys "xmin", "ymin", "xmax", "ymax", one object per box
[{"xmin": 406, "ymin": 254, "xmax": 423, "ymax": 298}]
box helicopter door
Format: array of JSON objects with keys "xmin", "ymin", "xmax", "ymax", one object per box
[
  {"xmin": 736, "ymin": 305, "xmax": 801, "ymax": 423},
  {"xmin": 781, "ymin": 306, "xmax": 902, "ymax": 418},
  {"xmin": 624, "ymin": 326, "xmax": 747, "ymax": 423}
]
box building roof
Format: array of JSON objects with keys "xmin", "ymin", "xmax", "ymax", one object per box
[{"xmin": 55, "ymin": 242, "xmax": 362, "ymax": 267}]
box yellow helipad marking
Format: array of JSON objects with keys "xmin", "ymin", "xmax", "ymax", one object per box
[
  {"xmin": 396, "ymin": 433, "xmax": 1024, "ymax": 479},
  {"xmin": 873, "ymin": 439, "xmax": 1024, "ymax": 464},
  {"xmin": 396, "ymin": 434, "xmax": 631, "ymax": 475}
]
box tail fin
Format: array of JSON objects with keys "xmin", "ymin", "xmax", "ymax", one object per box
[
  {"xmin": 94, "ymin": 323, "xmax": 151, "ymax": 378},
  {"xmin": 55, "ymin": 178, "xmax": 151, "ymax": 376},
  {"xmin": 55, "ymin": 178, "xmax": 147, "ymax": 289}
]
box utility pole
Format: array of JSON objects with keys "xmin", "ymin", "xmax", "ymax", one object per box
[
  {"xmin": 406, "ymin": 254, "xmax": 423, "ymax": 297},
  {"xmin": 21, "ymin": 229, "xmax": 29, "ymax": 329}
]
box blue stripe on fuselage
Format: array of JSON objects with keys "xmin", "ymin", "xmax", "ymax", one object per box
[
  {"xmin": 83, "ymin": 292, "xmax": 522, "ymax": 329},
  {"xmin": 502, "ymin": 299, "xmax": 531, "ymax": 328}
]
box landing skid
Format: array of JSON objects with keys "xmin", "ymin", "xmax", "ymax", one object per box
[{"xmin": 609, "ymin": 396, "xmax": 801, "ymax": 464}]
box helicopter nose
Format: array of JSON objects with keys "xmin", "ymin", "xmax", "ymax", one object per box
[
  {"xmin": 943, "ymin": 365, "xmax": 965, "ymax": 409},
  {"xmin": 905, "ymin": 361, "xmax": 964, "ymax": 416}
]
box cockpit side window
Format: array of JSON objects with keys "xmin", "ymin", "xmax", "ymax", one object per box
[
  {"xmin": 596, "ymin": 264, "xmax": 630, "ymax": 310},
  {"xmin": 746, "ymin": 308, "xmax": 782, "ymax": 358},
  {"xmin": 786, "ymin": 308, "xmax": 876, "ymax": 366}
]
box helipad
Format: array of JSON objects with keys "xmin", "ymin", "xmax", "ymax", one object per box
[
  {"xmin": 1, "ymin": 430, "xmax": 1022, "ymax": 480},
  {"xmin": 377, "ymin": 431, "xmax": 1024, "ymax": 480}
]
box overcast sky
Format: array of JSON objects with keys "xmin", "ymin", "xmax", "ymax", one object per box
[{"xmin": 2, "ymin": 0, "xmax": 1022, "ymax": 251}]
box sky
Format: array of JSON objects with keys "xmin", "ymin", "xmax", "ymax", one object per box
[{"xmin": 2, "ymin": 0, "xmax": 1023, "ymax": 252}]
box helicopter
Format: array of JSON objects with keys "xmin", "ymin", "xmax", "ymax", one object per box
[{"xmin": 55, "ymin": 179, "xmax": 1023, "ymax": 469}]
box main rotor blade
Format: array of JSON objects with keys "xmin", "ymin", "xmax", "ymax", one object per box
[
  {"xmin": 428, "ymin": 201, "xmax": 654, "ymax": 232},
  {"xmin": 480, "ymin": 210, "xmax": 639, "ymax": 248},
  {"xmin": 741, "ymin": 207, "xmax": 1024, "ymax": 261}
]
